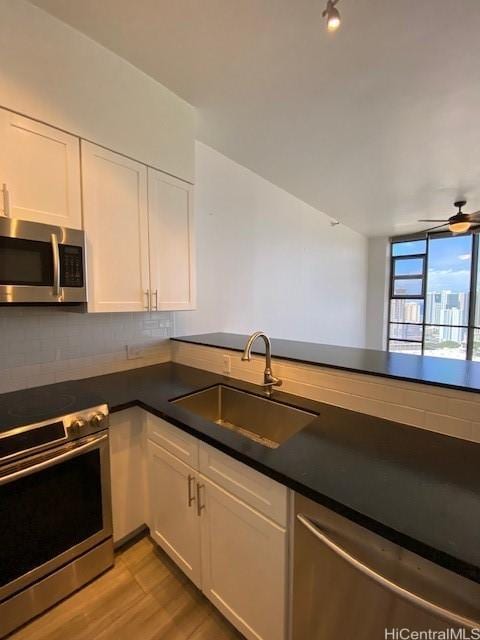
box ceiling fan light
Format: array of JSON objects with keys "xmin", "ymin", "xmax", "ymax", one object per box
[
  {"xmin": 323, "ymin": 1, "xmax": 341, "ymax": 32},
  {"xmin": 449, "ymin": 221, "xmax": 471, "ymax": 234},
  {"xmin": 327, "ymin": 8, "xmax": 341, "ymax": 31}
]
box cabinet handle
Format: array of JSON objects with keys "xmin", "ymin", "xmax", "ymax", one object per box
[
  {"xmin": 153, "ymin": 289, "xmax": 158, "ymax": 311},
  {"xmin": 187, "ymin": 474, "xmax": 196, "ymax": 507},
  {"xmin": 2, "ymin": 184, "xmax": 10, "ymax": 217},
  {"xmin": 144, "ymin": 290, "xmax": 151, "ymax": 311},
  {"xmin": 196, "ymin": 483, "xmax": 205, "ymax": 516}
]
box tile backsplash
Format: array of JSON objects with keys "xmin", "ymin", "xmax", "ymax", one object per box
[{"xmin": 0, "ymin": 308, "xmax": 174, "ymax": 393}]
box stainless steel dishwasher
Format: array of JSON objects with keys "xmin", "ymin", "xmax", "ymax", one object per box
[{"xmin": 292, "ymin": 494, "xmax": 480, "ymax": 639}]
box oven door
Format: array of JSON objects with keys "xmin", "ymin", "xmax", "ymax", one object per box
[
  {"xmin": 0, "ymin": 432, "xmax": 112, "ymax": 602},
  {"xmin": 0, "ymin": 217, "xmax": 86, "ymax": 303}
]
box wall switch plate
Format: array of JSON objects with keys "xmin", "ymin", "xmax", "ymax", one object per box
[{"xmin": 222, "ymin": 354, "xmax": 231, "ymax": 376}]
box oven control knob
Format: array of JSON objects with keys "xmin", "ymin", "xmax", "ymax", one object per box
[
  {"xmin": 90, "ymin": 411, "xmax": 106, "ymax": 428},
  {"xmin": 70, "ymin": 417, "xmax": 87, "ymax": 435}
]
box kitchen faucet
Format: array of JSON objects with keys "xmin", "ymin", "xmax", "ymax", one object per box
[{"xmin": 241, "ymin": 332, "xmax": 282, "ymax": 396}]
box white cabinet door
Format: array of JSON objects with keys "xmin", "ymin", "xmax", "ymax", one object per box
[
  {"xmin": 200, "ymin": 475, "xmax": 287, "ymax": 640},
  {"xmin": 109, "ymin": 409, "xmax": 148, "ymax": 544},
  {"xmin": 147, "ymin": 439, "xmax": 202, "ymax": 588},
  {"xmin": 0, "ymin": 108, "xmax": 82, "ymax": 228},
  {"xmin": 147, "ymin": 167, "xmax": 195, "ymax": 310},
  {"xmin": 82, "ymin": 141, "xmax": 150, "ymax": 312}
]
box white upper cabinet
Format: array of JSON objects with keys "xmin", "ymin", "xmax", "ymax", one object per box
[
  {"xmin": 147, "ymin": 168, "xmax": 195, "ymax": 310},
  {"xmin": 82, "ymin": 143, "xmax": 195, "ymax": 313},
  {"xmin": 81, "ymin": 141, "xmax": 150, "ymax": 313},
  {"xmin": 0, "ymin": 108, "xmax": 82, "ymax": 228}
]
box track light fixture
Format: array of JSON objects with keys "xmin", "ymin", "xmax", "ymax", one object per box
[{"xmin": 322, "ymin": 0, "xmax": 341, "ymax": 32}]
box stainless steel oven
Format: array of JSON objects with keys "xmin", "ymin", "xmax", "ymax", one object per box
[
  {"xmin": 0, "ymin": 404, "xmax": 113, "ymax": 637},
  {"xmin": 0, "ymin": 217, "xmax": 86, "ymax": 304}
]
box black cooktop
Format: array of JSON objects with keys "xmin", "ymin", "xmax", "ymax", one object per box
[
  {"xmin": 7, "ymin": 390, "xmax": 76, "ymax": 420},
  {"xmin": 0, "ymin": 388, "xmax": 105, "ymax": 433}
]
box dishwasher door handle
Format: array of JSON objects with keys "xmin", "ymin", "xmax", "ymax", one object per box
[{"xmin": 297, "ymin": 514, "xmax": 479, "ymax": 630}]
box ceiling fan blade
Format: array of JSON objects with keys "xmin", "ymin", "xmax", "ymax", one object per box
[
  {"xmin": 466, "ymin": 211, "xmax": 480, "ymax": 219},
  {"xmin": 417, "ymin": 219, "xmax": 448, "ymax": 222},
  {"xmin": 424, "ymin": 223, "xmax": 449, "ymax": 232}
]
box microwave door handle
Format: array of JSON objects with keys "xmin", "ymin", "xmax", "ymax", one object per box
[
  {"xmin": 297, "ymin": 514, "xmax": 478, "ymax": 629},
  {"xmin": 2, "ymin": 184, "xmax": 10, "ymax": 217},
  {"xmin": 0, "ymin": 434, "xmax": 108, "ymax": 486},
  {"xmin": 51, "ymin": 233, "xmax": 61, "ymax": 297}
]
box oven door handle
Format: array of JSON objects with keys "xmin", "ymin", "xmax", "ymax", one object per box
[
  {"xmin": 0, "ymin": 434, "xmax": 108, "ymax": 486},
  {"xmin": 51, "ymin": 233, "xmax": 61, "ymax": 297}
]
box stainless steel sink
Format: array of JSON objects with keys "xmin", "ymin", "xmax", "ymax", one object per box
[{"xmin": 171, "ymin": 385, "xmax": 318, "ymax": 448}]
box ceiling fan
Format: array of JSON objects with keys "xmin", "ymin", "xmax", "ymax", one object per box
[{"xmin": 418, "ymin": 200, "xmax": 480, "ymax": 234}]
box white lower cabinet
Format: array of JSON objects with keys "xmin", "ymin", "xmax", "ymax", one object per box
[
  {"xmin": 200, "ymin": 475, "xmax": 287, "ymax": 640},
  {"xmin": 147, "ymin": 439, "xmax": 202, "ymax": 588},
  {"xmin": 146, "ymin": 415, "xmax": 288, "ymax": 640},
  {"xmin": 109, "ymin": 408, "xmax": 148, "ymax": 544}
]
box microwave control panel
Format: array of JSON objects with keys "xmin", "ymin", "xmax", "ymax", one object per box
[{"xmin": 59, "ymin": 245, "xmax": 84, "ymax": 287}]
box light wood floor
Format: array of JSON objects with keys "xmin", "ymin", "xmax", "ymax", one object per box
[{"xmin": 11, "ymin": 535, "xmax": 244, "ymax": 640}]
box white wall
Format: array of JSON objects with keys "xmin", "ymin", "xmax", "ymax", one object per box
[
  {"xmin": 366, "ymin": 237, "xmax": 390, "ymax": 350},
  {"xmin": 175, "ymin": 143, "xmax": 368, "ymax": 347},
  {"xmin": 0, "ymin": 0, "xmax": 194, "ymax": 182}
]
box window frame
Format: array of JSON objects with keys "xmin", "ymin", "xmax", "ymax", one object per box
[
  {"xmin": 388, "ymin": 229, "xmax": 480, "ymax": 360},
  {"xmin": 391, "ymin": 254, "xmax": 426, "ymax": 299}
]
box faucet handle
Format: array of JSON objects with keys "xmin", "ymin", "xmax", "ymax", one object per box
[
  {"xmin": 263, "ymin": 376, "xmax": 282, "ymax": 397},
  {"xmin": 264, "ymin": 371, "xmax": 282, "ymax": 387}
]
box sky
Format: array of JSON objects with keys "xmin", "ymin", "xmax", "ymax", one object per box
[{"xmin": 427, "ymin": 235, "xmax": 473, "ymax": 293}]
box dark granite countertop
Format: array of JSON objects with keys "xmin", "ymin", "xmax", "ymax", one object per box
[
  {"xmin": 1, "ymin": 362, "xmax": 479, "ymax": 585},
  {"xmin": 172, "ymin": 332, "xmax": 480, "ymax": 394}
]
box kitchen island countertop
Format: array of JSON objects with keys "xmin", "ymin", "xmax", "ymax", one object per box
[{"xmin": 172, "ymin": 332, "xmax": 480, "ymax": 394}]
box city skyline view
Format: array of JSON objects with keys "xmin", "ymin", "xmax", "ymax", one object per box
[{"xmin": 389, "ymin": 234, "xmax": 479, "ymax": 361}]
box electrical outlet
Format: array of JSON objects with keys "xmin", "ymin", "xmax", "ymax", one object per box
[
  {"xmin": 126, "ymin": 344, "xmax": 143, "ymax": 360},
  {"xmin": 222, "ymin": 354, "xmax": 231, "ymax": 376},
  {"xmin": 143, "ymin": 319, "xmax": 158, "ymax": 330}
]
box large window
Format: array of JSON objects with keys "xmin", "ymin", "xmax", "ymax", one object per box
[{"xmin": 388, "ymin": 231, "xmax": 480, "ymax": 360}]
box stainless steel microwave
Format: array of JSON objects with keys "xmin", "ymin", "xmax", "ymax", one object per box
[{"xmin": 0, "ymin": 218, "xmax": 86, "ymax": 304}]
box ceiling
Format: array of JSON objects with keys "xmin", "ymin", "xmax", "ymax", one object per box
[{"xmin": 30, "ymin": 0, "xmax": 480, "ymax": 237}]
